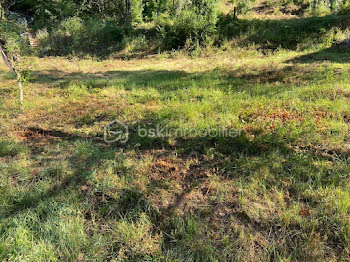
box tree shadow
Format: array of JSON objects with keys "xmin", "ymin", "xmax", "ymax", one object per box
[
  {"xmin": 0, "ymin": 120, "xmax": 288, "ymax": 218},
  {"xmin": 287, "ymin": 43, "xmax": 350, "ymax": 64},
  {"xmin": 0, "ymin": 128, "xmax": 111, "ymax": 220},
  {"xmin": 26, "ymin": 65, "xmax": 328, "ymax": 99},
  {"xmin": 2, "ymin": 117, "xmax": 348, "ymax": 261},
  {"xmin": 30, "ymin": 69, "xmax": 191, "ymax": 91}
]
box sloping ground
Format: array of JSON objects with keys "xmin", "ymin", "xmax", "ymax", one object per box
[
  {"xmin": 248, "ymin": 0, "xmax": 310, "ymax": 18},
  {"xmin": 221, "ymin": 0, "xmax": 314, "ymax": 20},
  {"xmin": 218, "ymin": 14, "xmax": 350, "ymax": 50},
  {"xmin": 1, "ymin": 47, "xmax": 350, "ymax": 261}
]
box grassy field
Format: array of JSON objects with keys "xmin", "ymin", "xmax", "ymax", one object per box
[{"xmin": 1, "ymin": 46, "xmax": 350, "ymax": 261}]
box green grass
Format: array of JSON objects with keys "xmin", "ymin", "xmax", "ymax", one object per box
[
  {"xmin": 0, "ymin": 139, "xmax": 25, "ymax": 157},
  {"xmin": 1, "ymin": 45, "xmax": 350, "ymax": 261}
]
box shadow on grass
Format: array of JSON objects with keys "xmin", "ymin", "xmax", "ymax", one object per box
[
  {"xmin": 0, "ymin": 123, "xmax": 289, "ymax": 219},
  {"xmin": 30, "ymin": 69, "xmax": 191, "ymax": 90},
  {"xmin": 0, "ymin": 128, "xmax": 112, "ymax": 218},
  {"xmin": 288, "ymin": 45, "xmax": 350, "ymax": 64},
  {"xmin": 26, "ymin": 64, "xmax": 333, "ymax": 99},
  {"xmin": 2, "ymin": 121, "xmax": 349, "ymax": 260}
]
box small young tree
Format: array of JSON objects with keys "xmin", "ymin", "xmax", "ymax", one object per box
[
  {"xmin": 229, "ymin": 0, "xmax": 254, "ymax": 18},
  {"xmin": 0, "ymin": 12, "xmax": 28, "ymax": 109}
]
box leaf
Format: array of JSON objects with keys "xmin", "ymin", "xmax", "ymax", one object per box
[{"xmin": 299, "ymin": 209, "xmax": 311, "ymax": 216}]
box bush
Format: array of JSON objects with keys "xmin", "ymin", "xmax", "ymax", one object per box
[
  {"xmin": 217, "ymin": 14, "xmax": 350, "ymax": 50},
  {"xmin": 280, "ymin": 0, "xmax": 350, "ymax": 14},
  {"xmin": 37, "ymin": 0, "xmax": 220, "ymax": 56},
  {"xmin": 0, "ymin": 20, "xmax": 28, "ymax": 56},
  {"xmin": 155, "ymin": 0, "xmax": 219, "ymax": 50},
  {"xmin": 39, "ymin": 17, "xmax": 128, "ymax": 56}
]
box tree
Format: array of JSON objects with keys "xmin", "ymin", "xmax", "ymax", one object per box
[
  {"xmin": 0, "ymin": 7, "xmax": 28, "ymax": 109},
  {"xmin": 0, "ymin": 0, "xmax": 16, "ymax": 20}
]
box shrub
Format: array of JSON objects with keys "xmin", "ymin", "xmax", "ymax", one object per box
[
  {"xmin": 229, "ymin": 0, "xmax": 256, "ymax": 15},
  {"xmin": 0, "ymin": 20, "xmax": 28, "ymax": 56},
  {"xmin": 39, "ymin": 17, "xmax": 128, "ymax": 56},
  {"xmin": 217, "ymin": 14, "xmax": 350, "ymax": 50},
  {"xmin": 155, "ymin": 0, "xmax": 219, "ymax": 50}
]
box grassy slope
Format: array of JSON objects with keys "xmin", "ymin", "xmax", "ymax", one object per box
[{"xmin": 1, "ymin": 46, "xmax": 350, "ymax": 261}]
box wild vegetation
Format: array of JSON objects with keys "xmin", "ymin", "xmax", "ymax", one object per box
[
  {"xmin": 1, "ymin": 0, "xmax": 350, "ymax": 261},
  {"xmin": 1, "ymin": 0, "xmax": 350, "ymax": 57}
]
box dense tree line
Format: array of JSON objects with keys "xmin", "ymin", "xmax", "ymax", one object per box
[
  {"xmin": 2, "ymin": 1, "xmax": 350, "ymax": 22},
  {"xmin": 8, "ymin": 0, "xmax": 349, "ymax": 28},
  {"xmin": 10, "ymin": 0, "xmax": 217, "ymax": 27},
  {"xmin": 1, "ymin": 0, "xmax": 349, "ymax": 57},
  {"xmin": 2, "ymin": 0, "xmax": 348, "ymax": 32}
]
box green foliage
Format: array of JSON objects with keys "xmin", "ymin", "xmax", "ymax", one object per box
[
  {"xmin": 11, "ymin": 0, "xmax": 350, "ymax": 57},
  {"xmin": 338, "ymin": 0, "xmax": 350, "ymax": 13},
  {"xmin": 0, "ymin": 20, "xmax": 24, "ymax": 56},
  {"xmin": 280, "ymin": 0, "xmax": 350, "ymax": 13},
  {"xmin": 155, "ymin": 0, "xmax": 219, "ymax": 50},
  {"xmin": 218, "ymin": 14, "xmax": 350, "ymax": 50},
  {"xmin": 35, "ymin": 0, "xmax": 220, "ymax": 55},
  {"xmin": 229, "ymin": 0, "xmax": 256, "ymax": 15},
  {"xmin": 15, "ymin": 0, "xmax": 79, "ymax": 29},
  {"xmin": 131, "ymin": 0, "xmax": 144, "ymax": 24},
  {"xmin": 40, "ymin": 17, "xmax": 128, "ymax": 56},
  {"xmin": 143, "ymin": 0, "xmax": 173, "ymax": 21}
]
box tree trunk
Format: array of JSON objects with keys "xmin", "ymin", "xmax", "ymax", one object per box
[{"xmin": 17, "ymin": 77, "xmax": 24, "ymax": 108}]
